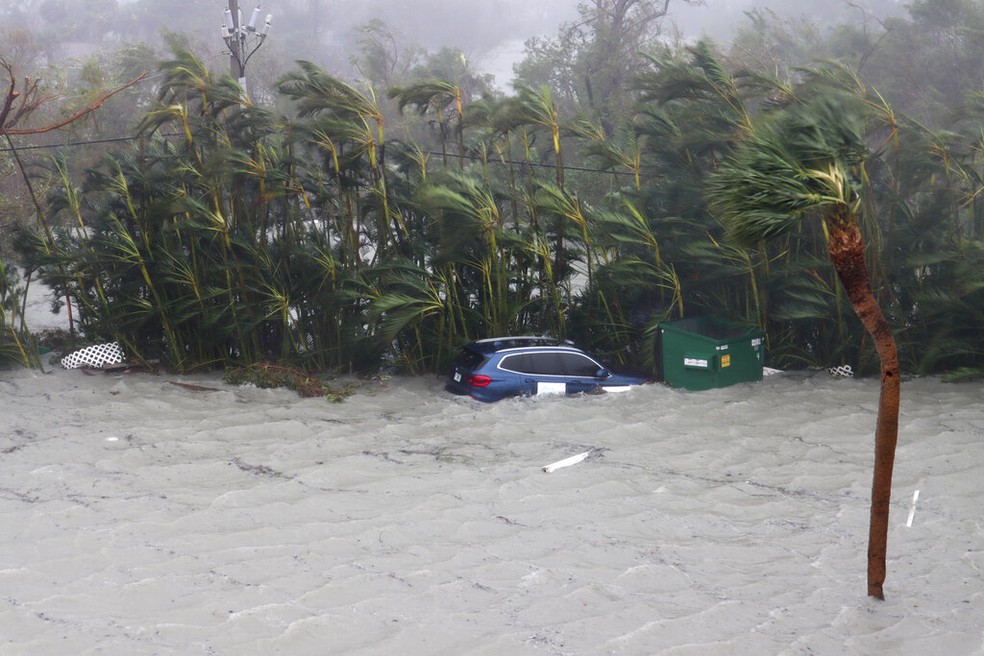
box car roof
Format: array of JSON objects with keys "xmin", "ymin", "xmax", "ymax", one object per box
[{"xmin": 466, "ymin": 336, "xmax": 577, "ymax": 355}]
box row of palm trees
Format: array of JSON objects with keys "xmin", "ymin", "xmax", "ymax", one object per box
[{"xmin": 3, "ymin": 43, "xmax": 982, "ymax": 381}]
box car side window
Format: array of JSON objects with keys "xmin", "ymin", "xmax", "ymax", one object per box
[
  {"xmin": 499, "ymin": 353, "xmax": 536, "ymax": 373},
  {"xmin": 563, "ymin": 353, "xmax": 603, "ymax": 376},
  {"xmin": 530, "ymin": 352, "xmax": 566, "ymax": 375},
  {"xmin": 499, "ymin": 351, "xmax": 604, "ymax": 376}
]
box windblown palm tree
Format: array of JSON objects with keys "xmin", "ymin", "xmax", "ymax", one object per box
[
  {"xmin": 279, "ymin": 63, "xmax": 400, "ymax": 259},
  {"xmin": 390, "ymin": 80, "xmax": 465, "ymax": 170},
  {"xmin": 709, "ymin": 90, "xmax": 901, "ymax": 599}
]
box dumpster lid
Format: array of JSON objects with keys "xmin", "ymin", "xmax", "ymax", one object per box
[{"xmin": 660, "ymin": 316, "xmax": 761, "ymax": 340}]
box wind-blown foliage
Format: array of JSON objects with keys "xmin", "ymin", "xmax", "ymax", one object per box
[
  {"xmin": 7, "ymin": 31, "xmax": 984, "ymax": 385},
  {"xmin": 0, "ymin": 256, "xmax": 40, "ymax": 368}
]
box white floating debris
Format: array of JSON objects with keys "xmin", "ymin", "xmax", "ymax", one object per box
[
  {"xmin": 763, "ymin": 367, "xmax": 783, "ymax": 376},
  {"xmin": 61, "ymin": 342, "xmax": 125, "ymax": 369},
  {"xmin": 827, "ymin": 364, "xmax": 854, "ymax": 378},
  {"xmin": 542, "ymin": 450, "xmax": 592, "ymax": 473},
  {"xmin": 906, "ymin": 489, "xmax": 920, "ymax": 527}
]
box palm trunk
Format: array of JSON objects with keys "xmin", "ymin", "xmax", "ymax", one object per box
[{"xmin": 826, "ymin": 215, "xmax": 901, "ymax": 600}]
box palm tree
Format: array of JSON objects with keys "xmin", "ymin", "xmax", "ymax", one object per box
[
  {"xmin": 390, "ymin": 80, "xmax": 465, "ymax": 170},
  {"xmin": 709, "ymin": 89, "xmax": 901, "ymax": 599},
  {"xmin": 511, "ymin": 85, "xmax": 570, "ymax": 294},
  {"xmin": 513, "ymin": 85, "xmax": 565, "ymax": 189},
  {"xmin": 629, "ymin": 43, "xmax": 791, "ymax": 336},
  {"xmin": 278, "ymin": 62, "xmax": 399, "ymax": 259},
  {"xmin": 413, "ymin": 173, "xmax": 513, "ymax": 338}
]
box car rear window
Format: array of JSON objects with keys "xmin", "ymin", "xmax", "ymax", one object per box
[{"xmin": 453, "ymin": 348, "xmax": 485, "ymax": 369}]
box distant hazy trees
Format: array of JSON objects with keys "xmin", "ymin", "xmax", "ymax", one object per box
[{"xmin": 515, "ymin": 0, "xmax": 705, "ymax": 133}]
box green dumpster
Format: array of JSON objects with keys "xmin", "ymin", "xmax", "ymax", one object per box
[{"xmin": 658, "ymin": 317, "xmax": 764, "ymax": 391}]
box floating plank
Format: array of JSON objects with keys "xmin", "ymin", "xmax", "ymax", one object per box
[{"xmin": 542, "ymin": 450, "xmax": 592, "ymax": 473}]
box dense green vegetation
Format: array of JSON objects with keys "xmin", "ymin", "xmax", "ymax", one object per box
[{"xmin": 2, "ymin": 0, "xmax": 983, "ymax": 380}]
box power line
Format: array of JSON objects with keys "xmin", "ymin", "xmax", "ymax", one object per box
[
  {"xmin": 1, "ymin": 44, "xmax": 652, "ymax": 178},
  {"xmin": 1, "ymin": 136, "xmax": 655, "ymax": 178},
  {"xmin": 0, "ymin": 135, "xmax": 141, "ymax": 152},
  {"xmin": 415, "ymin": 149, "xmax": 648, "ymax": 178}
]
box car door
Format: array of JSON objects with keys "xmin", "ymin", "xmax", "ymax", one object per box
[
  {"xmin": 500, "ymin": 352, "xmax": 568, "ymax": 396},
  {"xmin": 498, "ymin": 353, "xmax": 541, "ymax": 396},
  {"xmin": 560, "ymin": 352, "xmax": 607, "ymax": 394},
  {"xmin": 525, "ymin": 352, "xmax": 568, "ymax": 395}
]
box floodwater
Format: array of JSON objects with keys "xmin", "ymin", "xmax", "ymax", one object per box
[{"xmin": 1, "ymin": 364, "xmax": 982, "ymax": 655}]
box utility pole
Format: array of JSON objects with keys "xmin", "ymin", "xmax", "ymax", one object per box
[
  {"xmin": 228, "ymin": 0, "xmax": 244, "ymax": 88},
  {"xmin": 222, "ymin": 1, "xmax": 272, "ymax": 104}
]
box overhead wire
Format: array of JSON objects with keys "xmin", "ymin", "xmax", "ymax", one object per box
[
  {"xmin": 1, "ymin": 56, "xmax": 654, "ymax": 179},
  {"xmin": 0, "ymin": 133, "xmax": 656, "ymax": 176},
  {"xmin": 1, "ymin": 134, "xmax": 653, "ymax": 178}
]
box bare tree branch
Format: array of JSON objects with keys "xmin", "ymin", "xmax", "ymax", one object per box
[{"xmin": 0, "ymin": 58, "xmax": 147, "ymax": 136}]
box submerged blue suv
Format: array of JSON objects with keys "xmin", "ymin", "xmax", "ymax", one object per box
[{"xmin": 445, "ymin": 337, "xmax": 654, "ymax": 402}]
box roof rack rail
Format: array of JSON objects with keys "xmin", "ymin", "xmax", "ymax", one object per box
[{"xmin": 476, "ymin": 335, "xmax": 565, "ymax": 349}]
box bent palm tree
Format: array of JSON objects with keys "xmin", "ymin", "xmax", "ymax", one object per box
[
  {"xmin": 709, "ymin": 91, "xmax": 901, "ymax": 599},
  {"xmin": 390, "ymin": 80, "xmax": 465, "ymax": 170}
]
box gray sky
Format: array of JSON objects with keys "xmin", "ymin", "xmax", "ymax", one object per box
[
  {"xmin": 0, "ymin": 0, "xmax": 906, "ymax": 89},
  {"xmin": 445, "ymin": 0, "xmax": 907, "ymax": 87}
]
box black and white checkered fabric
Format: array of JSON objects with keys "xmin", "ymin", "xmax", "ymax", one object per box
[{"xmin": 61, "ymin": 342, "xmax": 125, "ymax": 369}]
